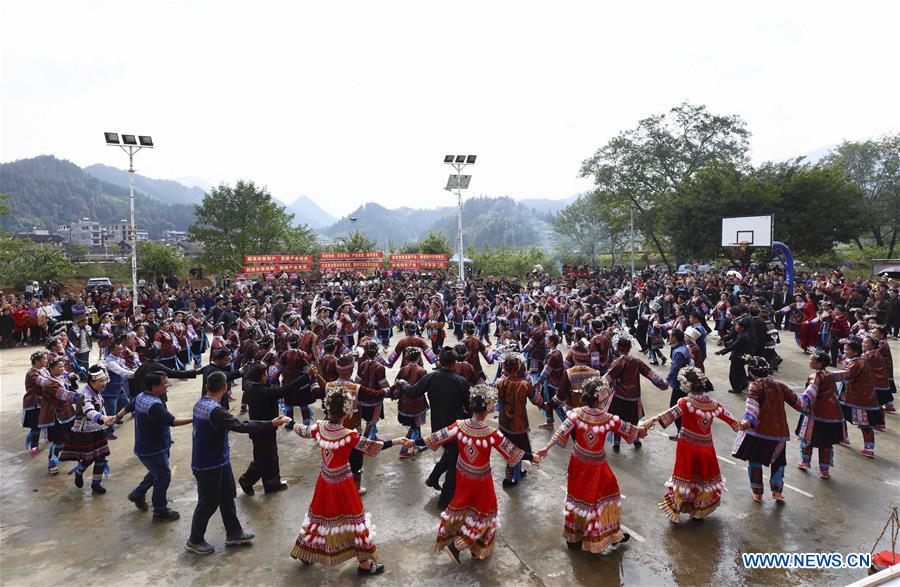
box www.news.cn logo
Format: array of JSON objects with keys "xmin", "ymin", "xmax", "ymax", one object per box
[{"xmin": 742, "ymin": 552, "xmax": 872, "ymax": 569}]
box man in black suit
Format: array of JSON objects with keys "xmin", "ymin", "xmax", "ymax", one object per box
[
  {"xmin": 771, "ymin": 284, "xmax": 789, "ymax": 330},
  {"xmin": 398, "ymin": 347, "xmax": 470, "ymax": 509},
  {"xmin": 715, "ymin": 318, "xmax": 755, "ymax": 394},
  {"xmin": 130, "ymin": 345, "xmax": 198, "ymax": 400},
  {"xmin": 201, "ymin": 348, "xmax": 243, "ymax": 409}
]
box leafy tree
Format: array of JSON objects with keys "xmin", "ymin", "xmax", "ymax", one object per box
[
  {"xmin": 821, "ymin": 135, "xmax": 900, "ymax": 256},
  {"xmin": 666, "ymin": 160, "xmax": 866, "ymax": 260},
  {"xmin": 137, "ymin": 241, "xmax": 187, "ymax": 282},
  {"xmin": 580, "ymin": 102, "xmax": 751, "ymax": 270},
  {"xmin": 552, "ymin": 194, "xmax": 626, "ymax": 266},
  {"xmin": 68, "ymin": 243, "xmax": 90, "ymax": 260},
  {"xmin": 665, "ymin": 162, "xmax": 775, "ymax": 261},
  {"xmin": 402, "ymin": 230, "xmax": 453, "ymax": 255},
  {"xmin": 330, "ymin": 230, "xmax": 378, "ymax": 253},
  {"xmin": 187, "ymin": 180, "xmax": 317, "ymax": 272},
  {"xmin": 754, "ymin": 161, "xmax": 866, "ymax": 259},
  {"xmin": 0, "ymin": 193, "xmax": 10, "ymax": 215},
  {"xmin": 470, "ymin": 247, "xmax": 551, "ymax": 279},
  {"xmin": 0, "ymin": 238, "xmax": 74, "ymax": 288}
]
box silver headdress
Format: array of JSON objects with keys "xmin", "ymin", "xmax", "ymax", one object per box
[
  {"xmin": 324, "ymin": 385, "xmax": 356, "ymax": 418},
  {"xmin": 469, "ymin": 384, "xmax": 499, "ymax": 410},
  {"xmin": 676, "ymin": 365, "xmax": 707, "ymax": 393}
]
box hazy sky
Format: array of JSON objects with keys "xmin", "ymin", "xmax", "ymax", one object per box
[{"xmin": 2, "ymin": 1, "xmax": 898, "ymax": 217}]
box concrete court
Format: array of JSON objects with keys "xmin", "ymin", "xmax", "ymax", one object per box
[{"xmin": 0, "ymin": 330, "xmax": 897, "ymax": 587}]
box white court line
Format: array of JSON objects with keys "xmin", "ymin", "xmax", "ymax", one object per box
[
  {"xmin": 652, "ymin": 430, "xmax": 814, "ymax": 498},
  {"xmin": 776, "ymin": 483, "xmax": 815, "ymax": 499},
  {"xmin": 620, "ymin": 524, "xmax": 645, "ymax": 543}
]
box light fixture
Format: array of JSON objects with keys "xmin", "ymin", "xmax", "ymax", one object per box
[
  {"xmin": 454, "ymin": 155, "xmax": 466, "ymax": 163},
  {"xmin": 104, "ymin": 132, "xmax": 120, "ymax": 145},
  {"xmin": 444, "ymin": 155, "xmax": 455, "ymax": 163},
  {"xmin": 138, "ymin": 135, "xmax": 154, "ymax": 147},
  {"xmin": 122, "ymin": 134, "xmax": 138, "ymax": 145},
  {"xmin": 466, "ymin": 155, "xmax": 476, "ymax": 164}
]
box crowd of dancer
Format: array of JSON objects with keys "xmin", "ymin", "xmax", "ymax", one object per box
[{"xmin": 15, "ymin": 263, "xmax": 897, "ymax": 575}]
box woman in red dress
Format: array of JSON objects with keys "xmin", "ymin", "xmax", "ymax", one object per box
[
  {"xmin": 288, "ymin": 386, "xmax": 412, "ymax": 576},
  {"xmin": 644, "ymin": 366, "xmax": 740, "ymax": 522},
  {"xmin": 415, "ymin": 384, "xmax": 540, "ymax": 564},
  {"xmin": 535, "ymin": 377, "xmax": 645, "ymax": 553}
]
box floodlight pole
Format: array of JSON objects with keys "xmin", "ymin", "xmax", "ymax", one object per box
[
  {"xmin": 452, "ymin": 162, "xmax": 466, "ymax": 285},
  {"xmin": 120, "ymin": 144, "xmax": 143, "ymax": 312}
]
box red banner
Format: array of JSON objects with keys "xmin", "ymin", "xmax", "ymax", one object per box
[
  {"xmin": 242, "ymin": 263, "xmax": 314, "ymax": 273},
  {"xmin": 318, "ymin": 260, "xmax": 382, "ymax": 270},
  {"xmin": 318, "ymin": 251, "xmax": 383, "ymax": 261},
  {"xmin": 390, "ymin": 261, "xmax": 449, "ymax": 269},
  {"xmin": 234, "ymin": 273, "xmax": 247, "ymax": 280},
  {"xmin": 243, "ymin": 254, "xmax": 313, "ymax": 264},
  {"xmin": 389, "ymin": 253, "xmax": 449, "ymax": 262}
]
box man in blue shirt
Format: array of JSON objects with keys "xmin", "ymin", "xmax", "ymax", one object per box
[
  {"xmin": 127, "ymin": 372, "xmax": 192, "ymax": 521},
  {"xmin": 185, "ymin": 371, "xmax": 290, "ymax": 555},
  {"xmin": 666, "ymin": 328, "xmax": 692, "ymax": 441}
]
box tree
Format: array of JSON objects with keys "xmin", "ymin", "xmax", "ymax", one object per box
[
  {"xmin": 470, "ymin": 247, "xmax": 551, "ymax": 279},
  {"xmin": 0, "ymin": 238, "xmax": 73, "ymax": 288},
  {"xmin": 187, "ymin": 180, "xmax": 317, "ymax": 272},
  {"xmin": 552, "ymin": 194, "xmax": 625, "ymax": 266},
  {"xmin": 665, "ymin": 162, "xmax": 776, "ymax": 261},
  {"xmin": 821, "ymin": 135, "xmax": 900, "ymax": 257},
  {"xmin": 666, "ymin": 160, "xmax": 866, "ymax": 261},
  {"xmin": 753, "ymin": 161, "xmax": 866, "ymax": 259},
  {"xmin": 401, "ymin": 230, "xmax": 453, "ymax": 255},
  {"xmin": 0, "ymin": 193, "xmax": 10, "ymax": 215},
  {"xmin": 580, "ymin": 102, "xmax": 751, "ymax": 270},
  {"xmin": 137, "ymin": 241, "xmax": 187, "ymax": 283},
  {"xmin": 67, "ymin": 243, "xmax": 90, "ymax": 260},
  {"xmin": 331, "ymin": 230, "xmax": 377, "ymax": 253}
]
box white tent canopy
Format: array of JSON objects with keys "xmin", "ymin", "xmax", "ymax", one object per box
[{"xmin": 449, "ymin": 254, "xmax": 473, "ymax": 264}]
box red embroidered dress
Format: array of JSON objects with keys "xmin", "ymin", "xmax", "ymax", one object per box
[
  {"xmin": 654, "ymin": 395, "xmax": 739, "ymax": 521},
  {"xmin": 422, "ymin": 419, "xmax": 524, "ymax": 559},
  {"xmin": 290, "ymin": 421, "xmax": 385, "ymax": 566},
  {"xmin": 549, "ymin": 407, "xmax": 636, "ymax": 552}
]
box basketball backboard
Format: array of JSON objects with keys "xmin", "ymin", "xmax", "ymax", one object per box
[{"xmin": 721, "ymin": 215, "xmax": 773, "ymax": 247}]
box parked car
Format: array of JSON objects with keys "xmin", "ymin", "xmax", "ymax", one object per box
[{"xmin": 85, "ymin": 277, "xmax": 113, "ymax": 293}]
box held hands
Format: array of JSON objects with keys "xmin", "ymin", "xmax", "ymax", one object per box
[
  {"xmin": 102, "ymin": 415, "xmax": 117, "ymax": 426},
  {"xmin": 397, "ymin": 438, "xmax": 415, "ymax": 449},
  {"xmin": 535, "ymin": 447, "xmax": 550, "ymax": 459},
  {"xmin": 530, "ymin": 454, "xmax": 542, "ymax": 466},
  {"xmin": 272, "ymin": 415, "xmax": 292, "ymax": 428},
  {"xmin": 739, "ymin": 420, "xmax": 752, "ymax": 431}
]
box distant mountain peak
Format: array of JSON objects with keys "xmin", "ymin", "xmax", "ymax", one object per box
[
  {"xmin": 83, "ymin": 163, "xmax": 206, "ymax": 207},
  {"xmin": 283, "ymin": 195, "xmax": 337, "ymax": 229}
]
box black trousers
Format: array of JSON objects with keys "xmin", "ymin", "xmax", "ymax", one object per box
[
  {"xmin": 729, "ymin": 358, "xmax": 748, "ymax": 393},
  {"xmin": 349, "ymin": 447, "xmax": 363, "ymax": 479},
  {"xmin": 241, "ymin": 430, "xmax": 280, "ymax": 491},
  {"xmin": 669, "ymin": 387, "xmax": 687, "ymax": 431},
  {"xmin": 189, "ymin": 464, "xmax": 243, "ymax": 545},
  {"xmin": 636, "ymin": 320, "xmax": 649, "ymax": 351},
  {"xmin": 428, "ymin": 443, "xmax": 458, "ymax": 509}
]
